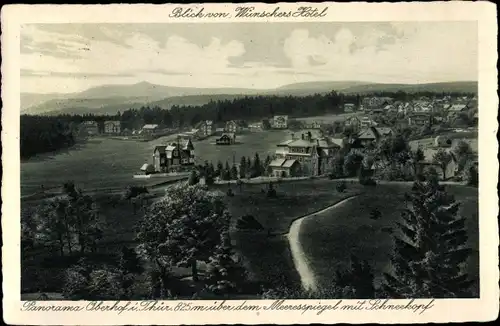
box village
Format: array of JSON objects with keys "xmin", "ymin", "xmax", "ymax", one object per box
[{"xmin": 73, "ymin": 93, "xmax": 478, "ymax": 184}]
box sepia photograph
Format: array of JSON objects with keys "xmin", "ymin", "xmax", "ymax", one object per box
[{"xmin": 2, "ymin": 2, "xmax": 498, "ymax": 325}]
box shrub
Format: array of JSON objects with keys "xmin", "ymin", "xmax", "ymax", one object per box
[
  {"xmin": 226, "ymin": 188, "xmax": 234, "ymax": 197},
  {"xmin": 236, "ymin": 215, "xmax": 264, "ymax": 231},
  {"xmin": 336, "ymin": 181, "xmax": 347, "ymax": 193},
  {"xmin": 123, "ymin": 186, "xmax": 148, "ymax": 201},
  {"xmin": 369, "ymin": 209, "xmax": 381, "ymax": 220},
  {"xmin": 267, "ymin": 182, "xmax": 277, "ymax": 198},
  {"xmin": 188, "ymin": 171, "xmax": 199, "ymax": 185},
  {"xmin": 360, "ymin": 177, "xmax": 377, "ymax": 186}
]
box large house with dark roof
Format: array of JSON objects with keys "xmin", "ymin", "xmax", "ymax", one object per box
[
  {"xmin": 354, "ymin": 126, "xmax": 393, "ymax": 148},
  {"xmin": 270, "ymin": 131, "xmax": 340, "ymax": 177},
  {"xmin": 153, "ymin": 137, "xmax": 195, "ymax": 173}
]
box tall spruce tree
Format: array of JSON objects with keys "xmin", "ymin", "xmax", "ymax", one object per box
[
  {"xmin": 383, "ymin": 179, "xmax": 473, "ymax": 298},
  {"xmin": 252, "ymin": 153, "xmax": 262, "ymax": 177},
  {"xmin": 239, "ymin": 156, "xmax": 247, "ymax": 179},
  {"xmin": 205, "ymin": 231, "xmax": 247, "ymax": 296}
]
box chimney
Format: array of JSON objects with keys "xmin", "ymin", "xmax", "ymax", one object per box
[
  {"xmin": 301, "ymin": 133, "xmax": 304, "ymax": 140},
  {"xmin": 291, "ymin": 132, "xmax": 295, "ymax": 140}
]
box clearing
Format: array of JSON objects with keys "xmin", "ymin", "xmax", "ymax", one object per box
[
  {"xmin": 299, "ymin": 183, "xmax": 479, "ymax": 297},
  {"xmin": 21, "ymin": 130, "xmax": 289, "ymax": 196}
]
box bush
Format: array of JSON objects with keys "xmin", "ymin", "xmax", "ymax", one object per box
[
  {"xmin": 226, "ymin": 188, "xmax": 234, "ymax": 197},
  {"xmin": 369, "ymin": 209, "xmax": 381, "ymax": 220},
  {"xmin": 236, "ymin": 215, "xmax": 264, "ymax": 231},
  {"xmin": 123, "ymin": 186, "xmax": 148, "ymax": 201},
  {"xmin": 188, "ymin": 171, "xmax": 199, "ymax": 185},
  {"xmin": 360, "ymin": 177, "xmax": 377, "ymax": 186},
  {"xmin": 267, "ymin": 182, "xmax": 277, "ymax": 198},
  {"xmin": 336, "ymin": 181, "xmax": 347, "ymax": 193}
]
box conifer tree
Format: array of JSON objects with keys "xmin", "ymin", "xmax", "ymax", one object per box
[
  {"xmin": 205, "ymin": 231, "xmax": 247, "ymax": 296},
  {"xmin": 264, "ymin": 155, "xmax": 272, "ymax": 176},
  {"xmin": 252, "ymin": 153, "xmax": 262, "ymax": 177},
  {"xmin": 216, "ymin": 160, "xmax": 224, "ymax": 178},
  {"xmin": 239, "ymin": 156, "xmax": 247, "ymax": 179},
  {"xmin": 246, "ymin": 156, "xmax": 252, "ymax": 178},
  {"xmin": 230, "ymin": 165, "xmax": 239, "ymax": 180},
  {"xmin": 383, "ymin": 179, "xmax": 473, "ymax": 298}
]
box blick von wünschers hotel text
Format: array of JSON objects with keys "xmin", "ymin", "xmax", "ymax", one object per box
[{"xmin": 169, "ymin": 6, "xmax": 329, "ymax": 19}]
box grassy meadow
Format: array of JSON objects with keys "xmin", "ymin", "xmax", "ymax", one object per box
[
  {"xmin": 295, "ymin": 113, "xmax": 358, "ymax": 124},
  {"xmin": 299, "ymin": 183, "xmax": 479, "ymax": 296},
  {"xmin": 213, "ymin": 179, "xmax": 364, "ymax": 288},
  {"xmin": 21, "ymin": 130, "xmax": 289, "ymax": 196}
]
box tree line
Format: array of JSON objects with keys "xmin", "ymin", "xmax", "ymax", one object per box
[{"xmin": 21, "ymin": 90, "xmax": 473, "ymax": 159}]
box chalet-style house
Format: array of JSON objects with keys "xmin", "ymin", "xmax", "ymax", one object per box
[
  {"xmin": 225, "ymin": 120, "xmax": 246, "ymax": 134},
  {"xmin": 344, "ymin": 103, "xmax": 356, "ymax": 113},
  {"xmin": 142, "ymin": 124, "xmax": 159, "ymax": 134},
  {"xmin": 269, "ymin": 159, "xmax": 301, "ymax": 178},
  {"xmin": 356, "ymin": 126, "xmax": 393, "ymax": 147},
  {"xmin": 81, "ymin": 121, "xmax": 99, "ymax": 136},
  {"xmin": 215, "ymin": 133, "xmax": 236, "ymax": 145},
  {"xmin": 408, "ymin": 113, "xmax": 433, "ymax": 126},
  {"xmin": 104, "ymin": 121, "xmax": 121, "ymax": 134},
  {"xmin": 270, "ymin": 132, "xmax": 340, "ymax": 177},
  {"xmin": 153, "ymin": 138, "xmax": 195, "ymax": 173},
  {"xmin": 272, "ymin": 115, "xmax": 289, "ymax": 129},
  {"xmin": 195, "ymin": 120, "xmax": 215, "ymax": 138}
]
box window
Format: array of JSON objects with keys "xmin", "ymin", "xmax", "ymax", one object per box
[{"xmin": 173, "ymin": 150, "xmax": 178, "ymax": 156}]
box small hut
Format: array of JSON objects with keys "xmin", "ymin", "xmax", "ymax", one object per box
[{"xmin": 140, "ymin": 163, "xmax": 155, "ymax": 175}]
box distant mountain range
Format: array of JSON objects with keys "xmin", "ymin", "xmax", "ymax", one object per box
[{"xmin": 21, "ymin": 81, "xmax": 478, "ymax": 116}]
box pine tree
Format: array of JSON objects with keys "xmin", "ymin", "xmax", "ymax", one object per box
[
  {"xmin": 222, "ymin": 161, "xmax": 231, "ymax": 180},
  {"xmin": 383, "ymin": 179, "xmax": 473, "ymax": 298},
  {"xmin": 252, "ymin": 153, "xmax": 262, "ymax": 177},
  {"xmin": 264, "ymin": 155, "xmax": 272, "ymax": 176},
  {"xmin": 230, "ymin": 165, "xmax": 239, "ymax": 180},
  {"xmin": 246, "ymin": 156, "xmax": 252, "ymax": 178},
  {"xmin": 216, "ymin": 160, "xmax": 224, "ymax": 178},
  {"xmin": 205, "ymin": 231, "xmax": 247, "ymax": 296},
  {"xmin": 239, "ymin": 156, "xmax": 247, "ymax": 179}
]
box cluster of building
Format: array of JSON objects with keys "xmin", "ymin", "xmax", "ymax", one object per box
[
  {"xmin": 341, "ymin": 95, "xmax": 478, "ymax": 127},
  {"xmin": 79, "ymin": 120, "xmax": 121, "ymax": 136}
]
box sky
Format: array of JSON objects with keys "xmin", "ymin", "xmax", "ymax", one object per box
[{"xmin": 20, "ymin": 22, "xmax": 478, "ymax": 94}]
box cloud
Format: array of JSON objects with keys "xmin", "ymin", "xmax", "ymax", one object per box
[
  {"xmin": 282, "ymin": 24, "xmax": 477, "ymax": 83},
  {"xmin": 20, "ymin": 23, "xmax": 477, "ymax": 93},
  {"xmin": 21, "ymin": 25, "xmax": 247, "ymax": 83}
]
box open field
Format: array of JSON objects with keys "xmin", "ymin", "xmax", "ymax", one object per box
[
  {"xmin": 212, "ymin": 179, "xmax": 364, "ymax": 288},
  {"xmin": 300, "ymin": 183, "xmax": 479, "ymax": 297},
  {"xmin": 193, "ymin": 130, "xmax": 288, "ymax": 165},
  {"xmin": 21, "ymin": 130, "xmax": 289, "ymax": 196},
  {"xmin": 295, "ymin": 113, "xmax": 358, "ymax": 124}
]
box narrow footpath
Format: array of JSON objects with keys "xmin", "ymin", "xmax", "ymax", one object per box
[{"xmin": 287, "ymin": 195, "xmax": 360, "ymax": 293}]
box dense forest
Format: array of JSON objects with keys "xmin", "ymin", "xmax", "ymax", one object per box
[{"xmin": 20, "ymin": 90, "xmax": 474, "ymax": 159}]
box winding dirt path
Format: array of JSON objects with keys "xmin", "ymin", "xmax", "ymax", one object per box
[{"xmin": 287, "ymin": 195, "xmax": 360, "ymax": 292}]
